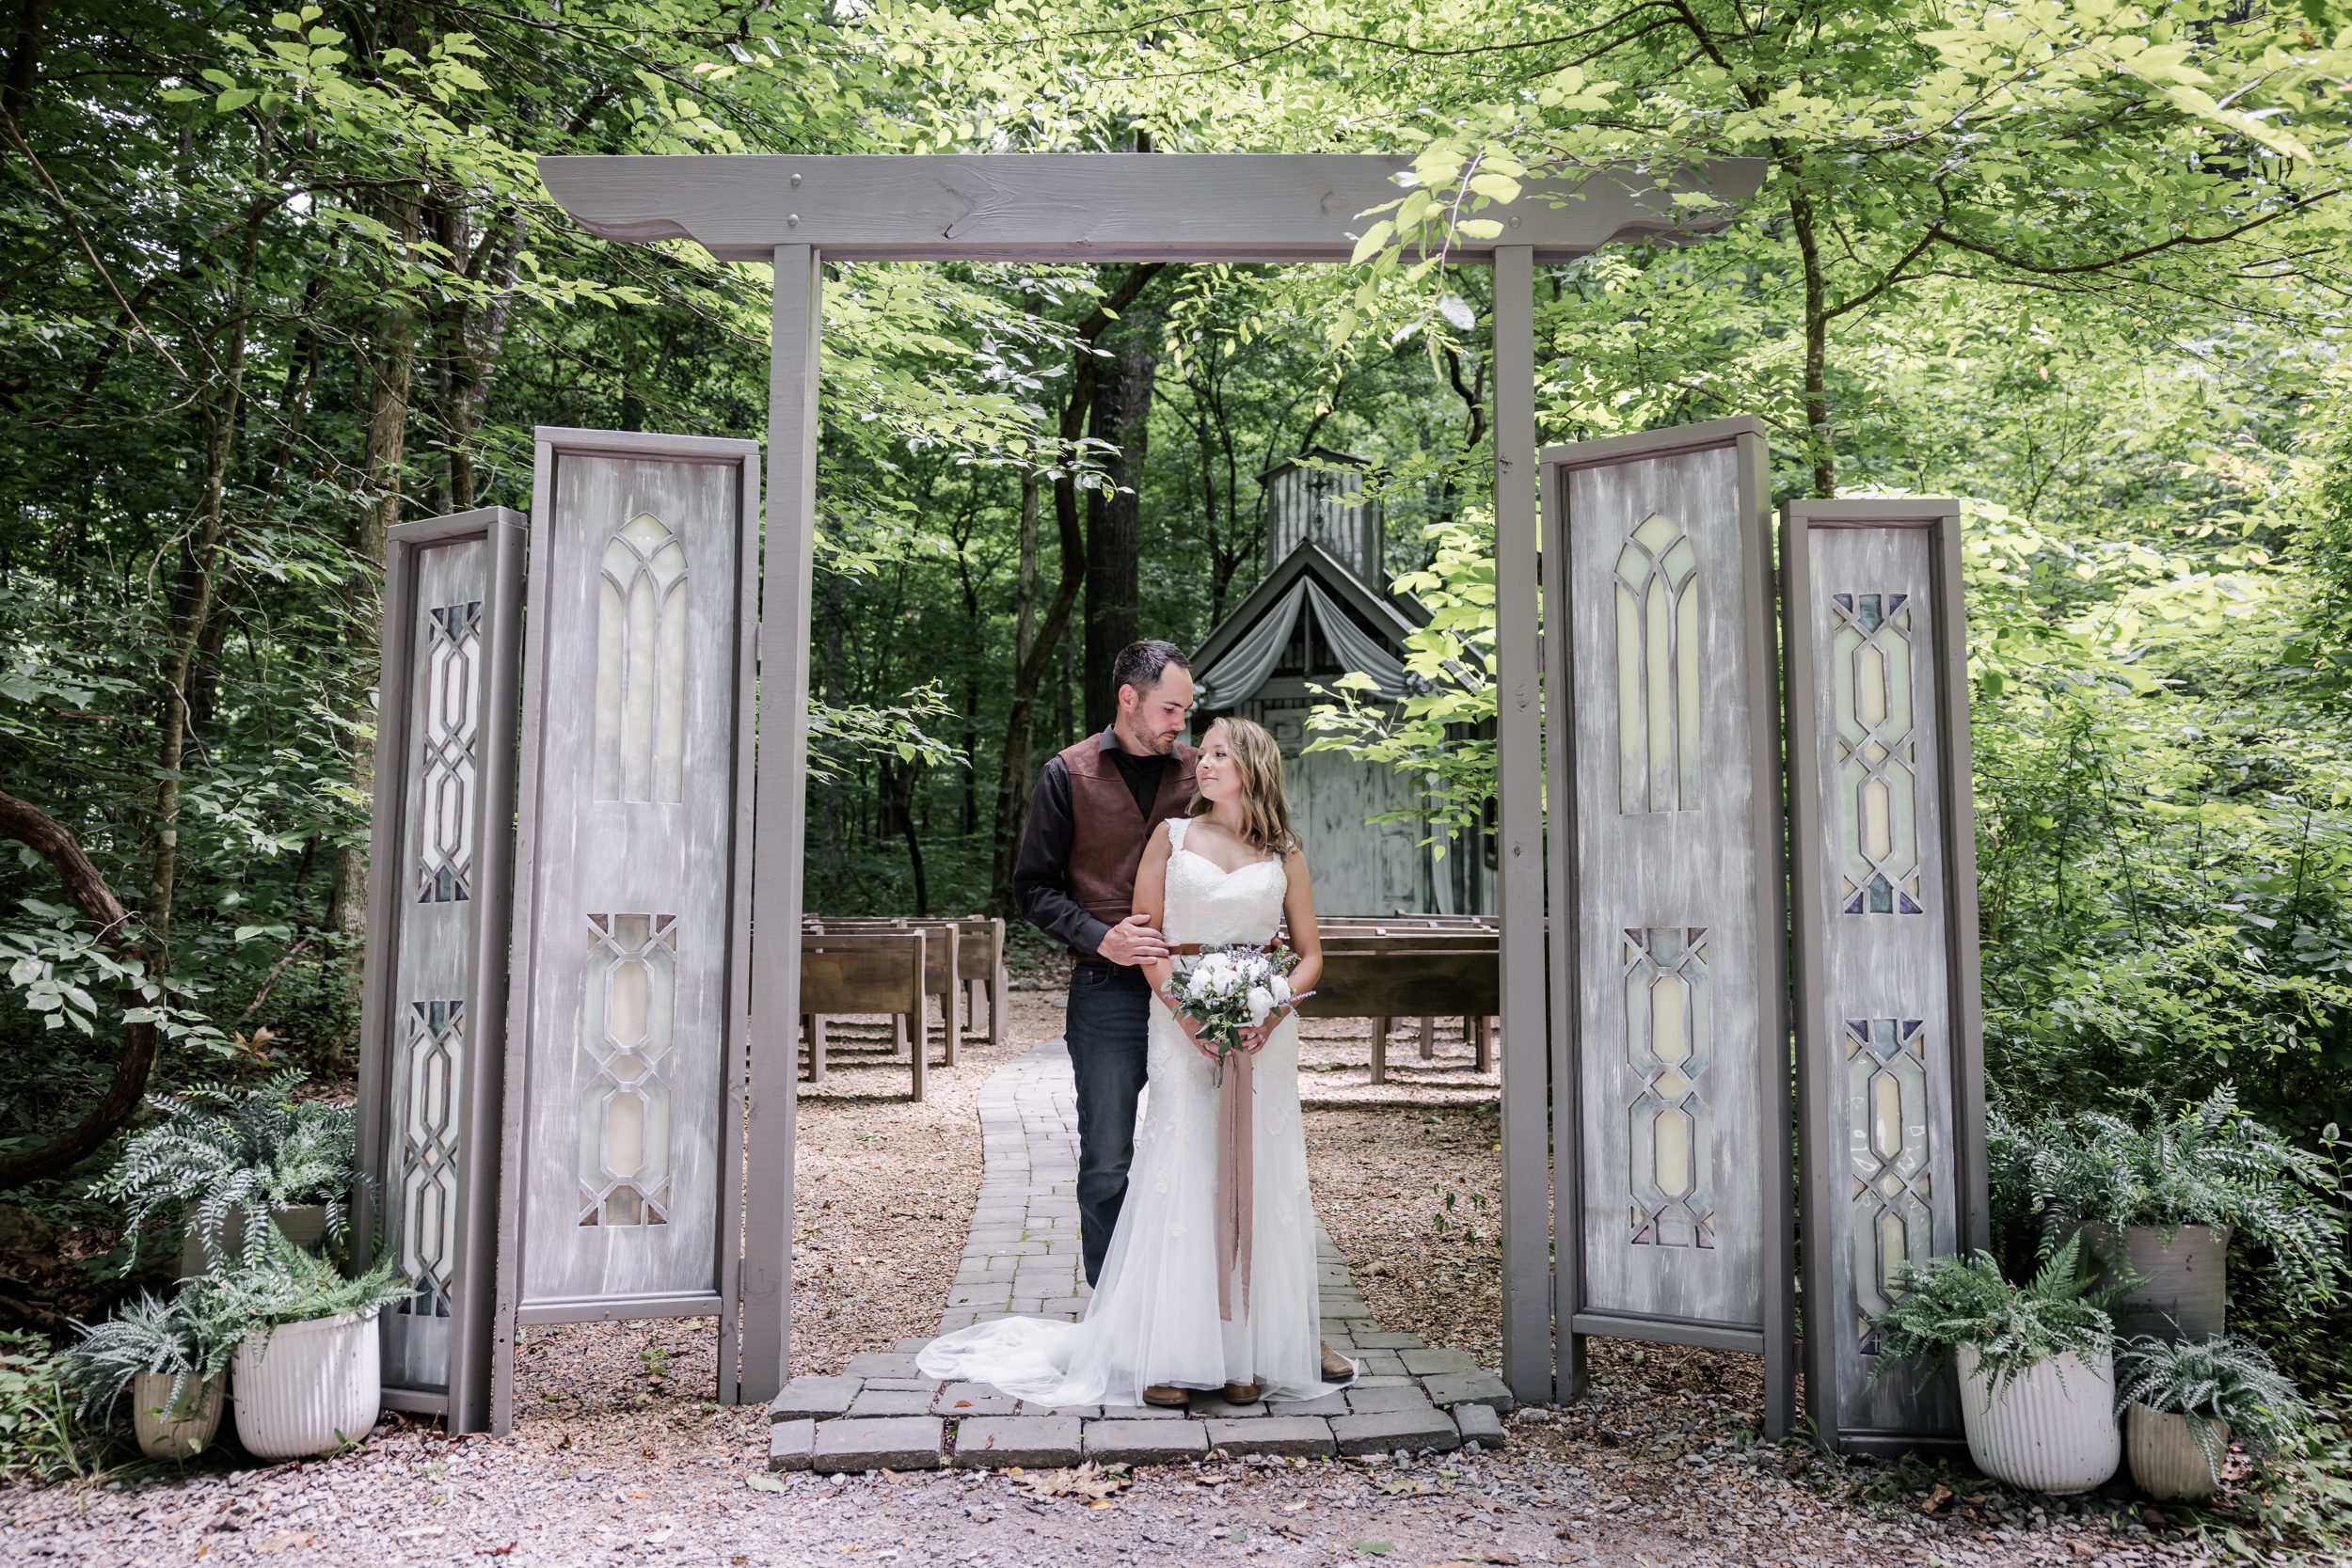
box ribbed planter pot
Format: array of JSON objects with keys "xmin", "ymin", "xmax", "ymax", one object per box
[
  {"xmin": 2126, "ymin": 1403, "xmax": 2225, "ymax": 1501},
  {"xmin": 230, "ymin": 1309, "xmax": 382, "ymax": 1461},
  {"xmin": 1957, "ymin": 1345, "xmax": 2121, "ymax": 1494},
  {"xmin": 131, "ymin": 1371, "xmax": 225, "ymax": 1461},
  {"xmin": 2085, "ymin": 1224, "xmax": 2229, "ymax": 1342}
]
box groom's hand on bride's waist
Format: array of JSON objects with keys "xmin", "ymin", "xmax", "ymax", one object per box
[{"xmin": 1097, "ymin": 913, "xmax": 1169, "ymax": 966}]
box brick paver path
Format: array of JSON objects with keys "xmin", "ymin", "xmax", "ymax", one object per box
[{"xmin": 769, "ymin": 1043, "xmax": 1513, "ymax": 1473}]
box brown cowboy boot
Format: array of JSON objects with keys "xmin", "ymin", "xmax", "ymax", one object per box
[
  {"xmin": 1221, "ymin": 1380, "xmax": 1263, "ymax": 1404},
  {"xmin": 1143, "ymin": 1384, "xmax": 1190, "ymax": 1407},
  {"xmin": 1321, "ymin": 1341, "xmax": 1355, "ymax": 1381}
]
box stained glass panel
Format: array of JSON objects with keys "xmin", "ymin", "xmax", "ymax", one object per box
[
  {"xmin": 1831, "ymin": 593, "xmax": 1924, "ymax": 915},
  {"xmin": 1613, "ymin": 515, "xmax": 1701, "ymax": 815},
  {"xmin": 416, "ymin": 602, "xmax": 480, "ymax": 902},
  {"xmin": 1844, "ymin": 1018, "xmax": 1932, "ymax": 1349},
  {"xmin": 1625, "ymin": 927, "xmax": 1715, "ymax": 1248},
  {"xmin": 394, "ymin": 999, "xmax": 464, "ymax": 1317},
  {"xmin": 578, "ymin": 913, "xmax": 678, "ymax": 1226},
  {"xmin": 593, "ymin": 513, "xmax": 689, "ymax": 803}
]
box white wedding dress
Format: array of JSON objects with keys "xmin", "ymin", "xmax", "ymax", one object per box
[{"xmin": 917, "ymin": 818, "xmax": 1348, "ymax": 1405}]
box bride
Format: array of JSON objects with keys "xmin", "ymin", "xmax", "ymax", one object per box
[{"xmin": 918, "ymin": 716, "xmax": 1358, "ymax": 1407}]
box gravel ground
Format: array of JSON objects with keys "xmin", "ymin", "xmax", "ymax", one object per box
[{"xmin": 2, "ymin": 975, "xmax": 2230, "ymax": 1566}]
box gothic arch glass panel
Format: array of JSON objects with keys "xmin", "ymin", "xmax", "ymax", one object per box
[
  {"xmin": 594, "ymin": 513, "xmax": 689, "ymax": 803},
  {"xmin": 1613, "ymin": 514, "xmax": 1700, "ymax": 814}
]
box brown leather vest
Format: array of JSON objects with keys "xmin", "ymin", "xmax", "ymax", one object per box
[{"xmin": 1060, "ymin": 734, "xmax": 1199, "ymax": 933}]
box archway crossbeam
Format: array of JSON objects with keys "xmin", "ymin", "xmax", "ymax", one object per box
[{"xmin": 534, "ymin": 152, "xmax": 1766, "ymax": 263}]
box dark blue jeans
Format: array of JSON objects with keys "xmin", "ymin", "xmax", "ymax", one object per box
[{"xmin": 1065, "ymin": 959, "xmax": 1151, "ymax": 1288}]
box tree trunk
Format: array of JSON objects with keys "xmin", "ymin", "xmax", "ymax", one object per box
[
  {"xmin": 0, "ymin": 789, "xmax": 160, "ymax": 1190},
  {"xmin": 1788, "ymin": 184, "xmax": 1836, "ymax": 498},
  {"xmin": 151, "ymin": 197, "xmax": 265, "ymax": 959},
  {"xmin": 330, "ymin": 182, "xmax": 422, "ymax": 942},
  {"xmin": 1083, "ymin": 340, "xmax": 1155, "ymax": 733},
  {"xmin": 985, "ymin": 438, "xmax": 1044, "ymax": 912},
  {"xmin": 983, "ymin": 266, "xmax": 1160, "ymax": 911}
]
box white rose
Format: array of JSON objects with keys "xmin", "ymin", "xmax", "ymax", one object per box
[
  {"xmin": 1270, "ymin": 974, "xmax": 1291, "ymax": 1005},
  {"xmin": 1247, "ymin": 986, "xmax": 1275, "ymax": 1025},
  {"xmin": 1185, "ymin": 968, "xmax": 1215, "ymax": 1001}
]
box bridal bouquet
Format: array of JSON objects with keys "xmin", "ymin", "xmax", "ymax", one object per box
[{"xmin": 1172, "ymin": 941, "xmax": 1312, "ymax": 1086}]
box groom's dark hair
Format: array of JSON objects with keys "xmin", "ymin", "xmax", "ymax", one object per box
[{"xmin": 1112, "ymin": 640, "xmax": 1190, "ymax": 699}]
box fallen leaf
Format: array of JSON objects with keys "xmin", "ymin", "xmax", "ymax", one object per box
[
  {"xmin": 745, "ymin": 1476, "xmax": 784, "ymax": 1493},
  {"xmin": 255, "ymin": 1533, "xmax": 312, "ymax": 1554},
  {"xmin": 1921, "ymin": 1484, "xmax": 1953, "ymax": 1514},
  {"xmin": 1018, "ymin": 1461, "xmax": 1131, "ymax": 1503},
  {"xmin": 1483, "ymin": 1554, "xmax": 1522, "ymax": 1566},
  {"xmin": 1353, "ymin": 1542, "xmax": 1395, "ymax": 1558},
  {"xmin": 477, "ymin": 1547, "xmax": 516, "ymax": 1560},
  {"xmin": 1280, "ymin": 1500, "xmax": 1311, "ymax": 1513}
]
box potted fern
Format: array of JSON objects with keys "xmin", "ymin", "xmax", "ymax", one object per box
[
  {"xmin": 1991, "ymin": 1086, "xmax": 2348, "ymax": 1341},
  {"xmin": 186, "ymin": 1231, "xmax": 411, "ymax": 1461},
  {"xmin": 1873, "ymin": 1236, "xmax": 2124, "ymax": 1493},
  {"xmin": 87, "ymin": 1072, "xmax": 360, "ymax": 1277},
  {"xmin": 65, "ymin": 1292, "xmax": 240, "ymax": 1460},
  {"xmin": 2113, "ymin": 1334, "xmax": 2310, "ymax": 1502}
]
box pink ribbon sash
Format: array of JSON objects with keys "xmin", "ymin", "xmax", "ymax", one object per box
[{"xmin": 1216, "ymin": 1042, "xmax": 1254, "ymax": 1323}]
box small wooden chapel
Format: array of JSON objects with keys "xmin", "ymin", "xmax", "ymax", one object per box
[{"xmin": 1189, "ymin": 451, "xmax": 1495, "ymax": 917}]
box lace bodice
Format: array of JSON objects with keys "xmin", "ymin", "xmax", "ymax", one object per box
[{"xmin": 1162, "ymin": 817, "xmax": 1287, "ymax": 948}]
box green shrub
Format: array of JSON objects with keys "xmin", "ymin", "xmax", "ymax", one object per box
[
  {"xmin": 64, "ymin": 1290, "xmax": 241, "ymax": 1426},
  {"xmin": 1990, "ymin": 1085, "xmax": 2349, "ymax": 1312},
  {"xmin": 0, "ymin": 1330, "xmax": 83, "ymax": 1483}
]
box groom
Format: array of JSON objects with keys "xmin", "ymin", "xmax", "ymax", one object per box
[{"xmin": 1013, "ymin": 640, "xmax": 1197, "ymax": 1289}]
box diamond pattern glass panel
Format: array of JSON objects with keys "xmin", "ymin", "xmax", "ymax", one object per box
[
  {"xmin": 1844, "ymin": 1018, "xmax": 1932, "ymax": 1349},
  {"xmin": 1613, "ymin": 514, "xmax": 1701, "ymax": 815},
  {"xmin": 594, "ymin": 513, "xmax": 689, "ymax": 803},
  {"xmin": 579, "ymin": 913, "xmax": 677, "ymax": 1226},
  {"xmin": 1625, "ymin": 927, "xmax": 1715, "ymax": 1248},
  {"xmin": 394, "ymin": 1000, "xmax": 464, "ymax": 1316},
  {"xmin": 1831, "ymin": 593, "xmax": 1923, "ymax": 914},
  {"xmin": 416, "ymin": 602, "xmax": 481, "ymax": 902}
]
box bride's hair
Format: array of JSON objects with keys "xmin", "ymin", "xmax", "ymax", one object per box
[{"xmin": 1188, "ymin": 716, "xmax": 1299, "ymax": 858}]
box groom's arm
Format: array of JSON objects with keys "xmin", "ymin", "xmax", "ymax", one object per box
[{"xmin": 1011, "ymin": 758, "xmax": 1110, "ymax": 957}]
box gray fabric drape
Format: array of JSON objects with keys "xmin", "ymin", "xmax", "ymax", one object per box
[
  {"xmin": 1195, "ymin": 576, "xmax": 1413, "ymax": 708},
  {"xmin": 1192, "ymin": 579, "xmax": 1309, "ymax": 709},
  {"xmin": 1304, "ymin": 581, "xmax": 1408, "ymax": 703}
]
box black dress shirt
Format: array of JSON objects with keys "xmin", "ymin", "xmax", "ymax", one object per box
[{"xmin": 1013, "ymin": 727, "xmax": 1172, "ymax": 958}]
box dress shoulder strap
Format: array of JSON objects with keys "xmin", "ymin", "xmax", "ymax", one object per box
[{"xmin": 1164, "ymin": 815, "xmax": 1189, "ymax": 852}]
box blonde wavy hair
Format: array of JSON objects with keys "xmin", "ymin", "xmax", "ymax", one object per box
[{"xmin": 1188, "ymin": 716, "xmax": 1299, "ymax": 858}]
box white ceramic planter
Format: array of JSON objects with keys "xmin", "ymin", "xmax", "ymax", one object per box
[
  {"xmin": 231, "ymin": 1309, "xmax": 382, "ymax": 1461},
  {"xmin": 2126, "ymin": 1402, "xmax": 2225, "ymax": 1501},
  {"xmin": 1958, "ymin": 1344, "xmax": 2121, "ymax": 1494},
  {"xmin": 131, "ymin": 1370, "xmax": 224, "ymax": 1461}
]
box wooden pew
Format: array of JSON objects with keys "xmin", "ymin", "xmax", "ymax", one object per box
[
  {"xmin": 799, "ymin": 931, "xmax": 931, "ymax": 1101},
  {"xmin": 1300, "ymin": 933, "xmax": 1502, "ymax": 1083},
  {"xmin": 1306, "ymin": 922, "xmax": 1499, "ymax": 1067},
  {"xmin": 803, "ymin": 918, "xmax": 965, "ymax": 1064}
]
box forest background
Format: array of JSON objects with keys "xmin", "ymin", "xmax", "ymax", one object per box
[{"xmin": 1, "ymin": 0, "xmax": 2348, "ymax": 1391}]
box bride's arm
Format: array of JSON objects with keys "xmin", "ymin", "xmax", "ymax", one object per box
[
  {"xmin": 1132, "ymin": 823, "xmax": 1184, "ymax": 1017},
  {"xmin": 1278, "ymin": 844, "xmax": 1322, "ymax": 994}
]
